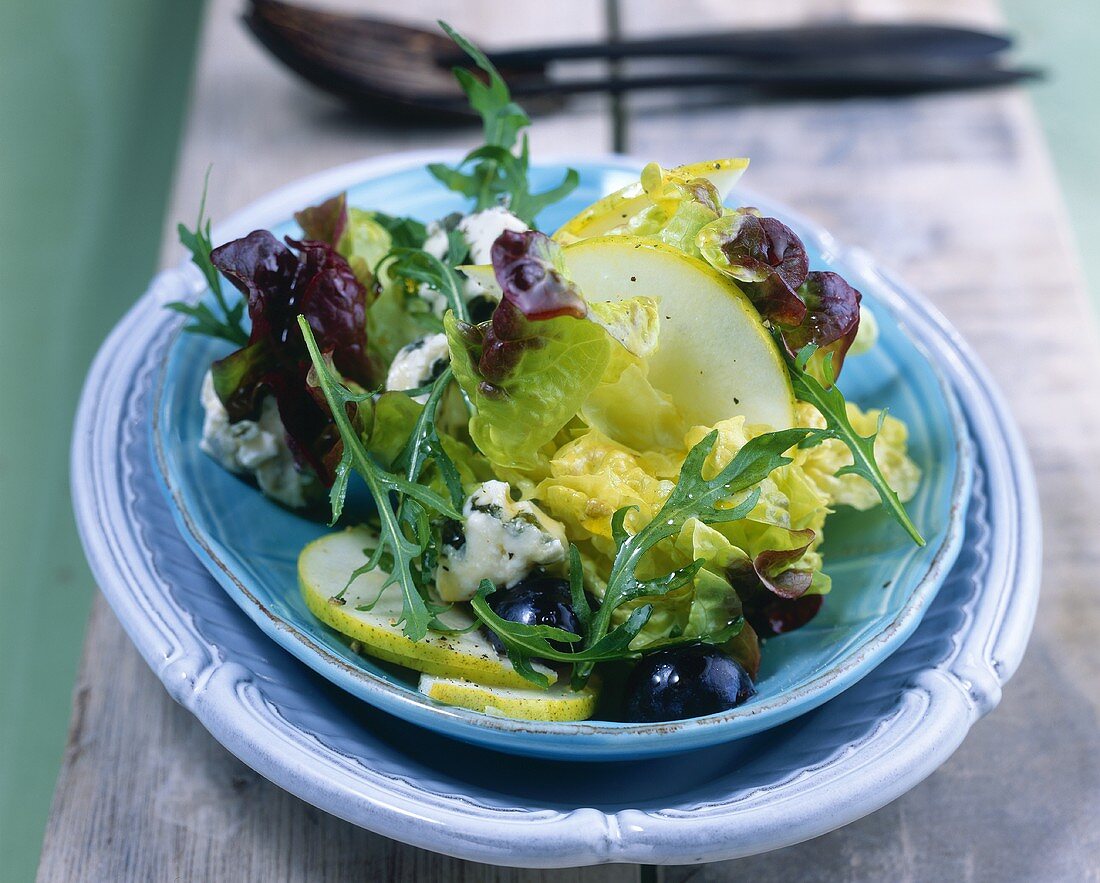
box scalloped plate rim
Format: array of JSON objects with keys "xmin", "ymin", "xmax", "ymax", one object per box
[{"xmin": 70, "ymin": 152, "xmax": 1041, "ymax": 865}]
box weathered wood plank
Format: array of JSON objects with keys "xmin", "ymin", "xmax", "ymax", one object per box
[
  {"xmin": 616, "ymin": 1, "xmax": 1100, "ymax": 880},
  {"xmin": 40, "ymin": 0, "xmax": 627, "ymax": 879}
]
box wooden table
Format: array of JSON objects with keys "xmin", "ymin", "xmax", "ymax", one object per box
[{"xmin": 39, "ymin": 0, "xmax": 1100, "ymax": 879}]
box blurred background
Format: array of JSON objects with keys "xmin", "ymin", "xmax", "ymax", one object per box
[{"xmin": 1, "ymin": 0, "xmax": 1096, "ymax": 878}]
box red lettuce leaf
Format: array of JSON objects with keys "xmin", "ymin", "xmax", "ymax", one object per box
[
  {"xmin": 457, "ymin": 299, "xmax": 532, "ymax": 389},
  {"xmin": 294, "ymin": 193, "xmax": 348, "ymax": 246},
  {"xmin": 703, "ymin": 211, "xmax": 863, "ymax": 377},
  {"xmin": 752, "ymin": 527, "xmax": 816, "ymax": 599},
  {"xmin": 780, "ymin": 271, "xmax": 862, "ymax": 376},
  {"xmin": 725, "ymin": 528, "xmax": 824, "ymax": 638},
  {"xmin": 712, "ymin": 209, "xmax": 809, "ymax": 327},
  {"xmin": 490, "ymin": 229, "xmax": 587, "ymax": 321},
  {"xmin": 209, "ymin": 231, "xmax": 371, "ymax": 484},
  {"xmin": 449, "ymin": 229, "xmax": 590, "ymax": 389},
  {"xmin": 296, "ymin": 193, "xmax": 429, "ymax": 252}
]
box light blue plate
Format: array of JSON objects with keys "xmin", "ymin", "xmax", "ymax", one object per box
[{"xmin": 152, "ymin": 155, "xmax": 972, "ymax": 760}]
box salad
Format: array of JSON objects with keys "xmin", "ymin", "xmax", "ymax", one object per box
[{"xmin": 170, "ymin": 24, "xmax": 922, "ymax": 725}]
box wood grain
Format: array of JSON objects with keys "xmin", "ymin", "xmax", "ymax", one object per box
[
  {"xmin": 40, "ymin": 0, "xmax": 1100, "ymax": 879},
  {"xmin": 618, "ymin": 0, "xmax": 1100, "ymax": 879}
]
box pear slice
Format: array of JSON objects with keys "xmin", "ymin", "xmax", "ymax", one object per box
[
  {"xmin": 299, "ymin": 527, "xmax": 555, "ymax": 689},
  {"xmin": 564, "ymin": 236, "xmax": 794, "ymax": 429},
  {"xmin": 553, "ymin": 158, "xmax": 749, "ymax": 244},
  {"xmin": 418, "ymin": 674, "xmax": 599, "ymax": 721},
  {"xmin": 462, "ymin": 236, "xmax": 794, "ymax": 430}
]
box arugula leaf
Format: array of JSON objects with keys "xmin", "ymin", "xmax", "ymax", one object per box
[
  {"xmin": 567, "ymin": 545, "xmax": 592, "ymax": 634},
  {"xmin": 299, "ymin": 316, "xmax": 461, "ymax": 641},
  {"xmin": 371, "ymin": 212, "xmax": 429, "ymax": 250},
  {"xmin": 573, "ymin": 426, "xmax": 815, "ymax": 681},
  {"xmin": 440, "ymin": 24, "xmax": 528, "ymax": 156},
  {"xmin": 510, "ymin": 139, "xmax": 581, "ymax": 225},
  {"xmin": 166, "ymin": 171, "xmax": 248, "ymax": 346},
  {"xmin": 783, "ymin": 342, "xmax": 925, "ymax": 546},
  {"xmin": 393, "ymin": 366, "xmax": 465, "ymax": 509},
  {"xmin": 473, "ymin": 576, "xmax": 745, "ymax": 690},
  {"xmin": 382, "ymin": 248, "xmax": 469, "ymax": 322},
  {"xmin": 469, "ymin": 427, "xmax": 813, "ymax": 686},
  {"xmin": 469, "ymin": 582, "xmax": 653, "ymax": 689},
  {"xmin": 387, "ymin": 365, "xmax": 467, "ymax": 610},
  {"xmin": 427, "ymin": 23, "xmax": 578, "ymax": 225},
  {"xmin": 631, "ymin": 617, "xmax": 746, "ymax": 656}
]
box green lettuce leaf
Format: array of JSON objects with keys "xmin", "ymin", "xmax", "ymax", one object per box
[
  {"xmin": 344, "ymin": 208, "xmax": 398, "ymax": 282},
  {"xmin": 685, "ymin": 569, "xmax": 745, "ymax": 640},
  {"xmin": 538, "ymin": 418, "xmax": 834, "ymax": 656},
  {"xmin": 581, "ymin": 360, "xmax": 687, "ymax": 453},
  {"xmin": 367, "ymin": 281, "xmax": 442, "ymax": 366},
  {"xmin": 295, "ymin": 194, "xmax": 395, "ymax": 284},
  {"xmin": 444, "ymin": 307, "xmax": 611, "ymax": 469},
  {"xmin": 579, "ymin": 297, "xmax": 689, "ymax": 452},
  {"xmin": 446, "ymin": 231, "xmax": 668, "ymax": 470},
  {"xmin": 795, "ymin": 399, "xmax": 921, "ymax": 511},
  {"xmin": 370, "ymin": 389, "xmax": 490, "ymax": 491},
  {"xmin": 599, "ymin": 162, "xmax": 723, "ymax": 256}
]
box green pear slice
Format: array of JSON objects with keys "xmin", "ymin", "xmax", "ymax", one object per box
[
  {"xmin": 462, "ymin": 236, "xmax": 794, "ymax": 430},
  {"xmin": 419, "ymin": 674, "xmax": 599, "ymax": 721},
  {"xmin": 553, "ymin": 157, "xmax": 749, "ymax": 244},
  {"xmin": 299, "ymin": 527, "xmax": 555, "ymax": 689},
  {"xmin": 564, "ymin": 236, "xmax": 794, "ymax": 429}
]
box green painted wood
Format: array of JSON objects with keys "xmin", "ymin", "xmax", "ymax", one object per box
[
  {"xmin": 0, "ymin": 1, "xmax": 204, "ymax": 879},
  {"xmin": 1003, "ymin": 0, "xmax": 1100, "ymax": 311}
]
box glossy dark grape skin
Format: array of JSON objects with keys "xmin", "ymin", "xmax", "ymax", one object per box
[
  {"xmin": 745, "ymin": 593, "xmax": 823, "ymax": 638},
  {"xmin": 622, "ymin": 643, "xmax": 755, "ymax": 723},
  {"xmin": 466, "ymin": 295, "xmax": 498, "ymax": 325},
  {"xmin": 484, "ymin": 574, "xmax": 582, "ymax": 654}
]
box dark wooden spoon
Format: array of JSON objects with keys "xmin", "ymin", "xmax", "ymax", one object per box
[
  {"xmin": 244, "ymin": 0, "xmax": 553, "ymax": 121},
  {"xmin": 244, "ymin": 0, "xmax": 1036, "ymax": 122}
]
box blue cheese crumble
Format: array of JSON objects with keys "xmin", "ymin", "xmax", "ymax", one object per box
[
  {"xmin": 437, "ymin": 480, "xmax": 568, "ymax": 602},
  {"xmin": 457, "ymin": 206, "xmax": 529, "ymax": 264},
  {"xmin": 419, "ymin": 207, "xmax": 528, "ymax": 316},
  {"xmin": 385, "ymin": 333, "xmax": 451, "ymax": 403},
  {"xmin": 199, "ymin": 371, "xmax": 317, "ymax": 509}
]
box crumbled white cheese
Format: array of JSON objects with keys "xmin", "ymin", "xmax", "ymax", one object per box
[
  {"xmin": 457, "ymin": 206, "xmax": 529, "ymax": 264},
  {"xmin": 199, "ymin": 371, "xmax": 316, "ymax": 509},
  {"xmin": 417, "ymin": 208, "xmax": 529, "ymax": 315},
  {"xmin": 385, "ymin": 333, "xmax": 451, "ymax": 403},
  {"xmin": 422, "ymin": 219, "xmax": 450, "ymax": 261},
  {"xmin": 436, "ymin": 480, "xmax": 567, "ymax": 602}
]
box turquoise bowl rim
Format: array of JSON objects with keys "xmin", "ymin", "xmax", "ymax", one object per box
[{"xmin": 151, "ymin": 151, "xmax": 973, "ymax": 760}]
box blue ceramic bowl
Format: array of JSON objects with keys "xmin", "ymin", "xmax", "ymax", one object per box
[{"xmin": 153, "ymin": 154, "xmax": 971, "ymax": 760}]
